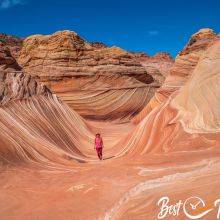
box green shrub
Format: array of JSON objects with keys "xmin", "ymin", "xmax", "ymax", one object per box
[{"xmin": 0, "ymin": 38, "xmax": 6, "ymax": 43}]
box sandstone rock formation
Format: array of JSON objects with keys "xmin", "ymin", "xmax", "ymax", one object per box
[
  {"xmin": 1, "ymin": 28, "xmax": 220, "ymax": 220},
  {"xmin": 18, "ymin": 30, "xmax": 159, "ymax": 120},
  {"xmin": 0, "ymin": 47, "xmax": 21, "ymax": 71},
  {"xmin": 0, "ymin": 47, "xmax": 50, "ymax": 105},
  {"xmin": 159, "ymin": 28, "xmax": 219, "ymax": 102},
  {"xmin": 132, "ymin": 28, "xmax": 219, "ymax": 123},
  {"xmin": 171, "ymin": 40, "xmax": 220, "ymax": 133},
  {"xmin": 104, "ymin": 38, "xmax": 220, "ymax": 220},
  {"xmin": 0, "ymin": 33, "xmax": 23, "ymax": 58},
  {"xmin": 0, "ymin": 42, "xmax": 91, "ymax": 166},
  {"xmin": 168, "ymin": 28, "xmax": 218, "ymax": 85},
  {"xmin": 136, "ymin": 51, "xmax": 174, "ymax": 85}
]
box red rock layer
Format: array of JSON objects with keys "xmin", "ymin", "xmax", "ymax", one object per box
[
  {"xmin": 136, "ymin": 52, "xmax": 174, "ymax": 77},
  {"xmin": 0, "ymin": 33, "xmax": 23, "ymax": 58}
]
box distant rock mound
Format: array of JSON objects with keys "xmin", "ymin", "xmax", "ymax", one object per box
[
  {"xmin": 0, "ymin": 33, "xmax": 22, "ymax": 46},
  {"xmin": 0, "ymin": 33, "xmax": 23, "ymax": 58},
  {"xmin": 18, "ymin": 30, "xmax": 159, "ymax": 120},
  {"xmin": 90, "ymin": 41, "xmax": 107, "ymax": 49},
  {"xmin": 135, "ymin": 52, "xmax": 174, "ymax": 85},
  {"xmin": 18, "ymin": 30, "xmax": 154, "ymax": 84}
]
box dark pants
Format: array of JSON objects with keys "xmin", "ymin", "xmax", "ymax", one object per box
[{"xmin": 96, "ymin": 147, "xmax": 103, "ymax": 160}]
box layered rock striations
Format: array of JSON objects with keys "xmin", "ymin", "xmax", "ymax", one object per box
[
  {"xmin": 1, "ymin": 28, "xmax": 220, "ymax": 220},
  {"xmin": 135, "ymin": 51, "xmax": 174, "ymax": 85},
  {"xmin": 0, "ymin": 47, "xmax": 50, "ymax": 105},
  {"xmin": 0, "ymin": 44, "xmax": 92, "ymax": 166},
  {"xmin": 171, "ymin": 40, "xmax": 220, "ymax": 133},
  {"xmin": 18, "ymin": 30, "xmax": 159, "ymax": 120},
  {"xmin": 159, "ymin": 28, "xmax": 219, "ymax": 101},
  {"xmin": 167, "ymin": 28, "xmax": 218, "ymax": 86},
  {"xmin": 132, "ymin": 28, "xmax": 219, "ymax": 123}
]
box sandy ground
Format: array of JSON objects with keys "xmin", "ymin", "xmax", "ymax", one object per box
[{"xmin": 1, "ymin": 137, "xmax": 220, "ymax": 220}]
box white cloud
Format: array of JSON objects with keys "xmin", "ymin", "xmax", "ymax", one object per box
[
  {"xmin": 148, "ymin": 30, "xmax": 159, "ymax": 36},
  {"xmin": 0, "ymin": 0, "xmax": 25, "ymax": 9}
]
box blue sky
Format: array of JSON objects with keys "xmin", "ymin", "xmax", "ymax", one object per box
[{"xmin": 0, "ymin": 0, "xmax": 219, "ymax": 56}]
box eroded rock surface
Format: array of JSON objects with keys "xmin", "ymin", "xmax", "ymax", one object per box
[
  {"xmin": 18, "ymin": 30, "xmax": 158, "ymax": 120},
  {"xmin": 0, "ymin": 46, "xmax": 50, "ymax": 105},
  {"xmin": 132, "ymin": 28, "xmax": 219, "ymax": 123},
  {"xmin": 136, "ymin": 51, "xmax": 174, "ymax": 85},
  {"xmin": 0, "ymin": 33, "xmax": 23, "ymax": 58}
]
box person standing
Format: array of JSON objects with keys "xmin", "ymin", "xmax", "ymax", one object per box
[{"xmin": 94, "ymin": 133, "xmax": 103, "ymax": 160}]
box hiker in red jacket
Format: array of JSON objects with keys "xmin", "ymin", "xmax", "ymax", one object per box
[{"xmin": 94, "ymin": 133, "xmax": 103, "ymax": 160}]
